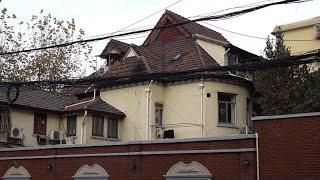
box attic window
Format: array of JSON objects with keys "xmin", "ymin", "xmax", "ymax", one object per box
[{"xmin": 172, "ymin": 53, "xmax": 182, "ymax": 61}]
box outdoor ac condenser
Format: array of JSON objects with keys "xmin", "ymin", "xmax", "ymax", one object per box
[{"xmin": 10, "ymin": 127, "xmax": 24, "ymax": 139}]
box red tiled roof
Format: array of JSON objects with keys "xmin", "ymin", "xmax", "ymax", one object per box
[
  {"xmin": 100, "ymin": 39, "xmax": 131, "ymax": 58},
  {"xmin": 143, "ymin": 10, "xmax": 229, "ymax": 45}
]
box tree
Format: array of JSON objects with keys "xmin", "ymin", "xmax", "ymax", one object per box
[
  {"xmin": 0, "ymin": 3, "xmax": 93, "ymax": 82},
  {"xmin": 254, "ymin": 33, "xmax": 320, "ymax": 115}
]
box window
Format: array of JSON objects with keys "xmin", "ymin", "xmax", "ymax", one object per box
[
  {"xmin": 92, "ymin": 116, "xmax": 104, "ymax": 137},
  {"xmin": 67, "ymin": 115, "xmax": 77, "ymax": 137},
  {"xmin": 218, "ymin": 93, "xmax": 236, "ymax": 124},
  {"xmin": 315, "ymin": 24, "xmax": 320, "ymax": 38},
  {"xmin": 107, "ymin": 118, "xmax": 118, "ymax": 138},
  {"xmin": 33, "ymin": 113, "xmax": 47, "ymax": 135},
  {"xmin": 0, "ymin": 105, "xmax": 10, "ymax": 132},
  {"xmin": 155, "ymin": 103, "xmax": 163, "ymax": 126}
]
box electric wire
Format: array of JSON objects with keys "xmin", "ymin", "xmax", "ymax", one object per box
[{"xmin": 0, "ymin": 0, "xmax": 306, "ymax": 56}]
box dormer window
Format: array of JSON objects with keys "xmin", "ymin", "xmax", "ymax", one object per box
[{"xmin": 172, "ymin": 53, "xmax": 182, "ymax": 61}]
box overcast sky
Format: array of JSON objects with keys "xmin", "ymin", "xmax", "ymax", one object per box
[{"xmin": 2, "ymin": 0, "xmax": 320, "ymax": 74}]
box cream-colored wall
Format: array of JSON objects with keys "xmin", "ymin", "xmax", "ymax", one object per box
[
  {"xmin": 126, "ymin": 47, "xmax": 138, "ymax": 58},
  {"xmin": 281, "ymin": 26, "xmax": 320, "ymax": 55},
  {"xmin": 10, "ymin": 108, "xmax": 60, "ymax": 147},
  {"xmin": 101, "ymin": 81, "xmax": 250, "ymax": 140},
  {"xmin": 101, "ymin": 84, "xmax": 148, "ymax": 141},
  {"xmin": 196, "ymin": 39, "xmax": 227, "ymax": 66},
  {"xmin": 61, "ymin": 113, "xmax": 83, "ymax": 144}
]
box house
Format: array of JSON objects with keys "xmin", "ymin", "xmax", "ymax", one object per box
[
  {"xmin": 0, "ymin": 85, "xmax": 125, "ymax": 147},
  {"xmin": 272, "ymin": 16, "xmax": 320, "ymax": 54},
  {"xmin": 0, "ymin": 10, "xmax": 259, "ymax": 147}
]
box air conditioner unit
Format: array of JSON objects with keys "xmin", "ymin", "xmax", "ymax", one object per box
[
  {"xmin": 49, "ymin": 130, "xmax": 65, "ymax": 140},
  {"xmin": 240, "ymin": 125, "xmax": 249, "ymax": 134},
  {"xmin": 155, "ymin": 127, "xmax": 163, "ymax": 139},
  {"xmin": 10, "ymin": 127, "xmax": 24, "ymax": 139},
  {"xmin": 60, "ymin": 137, "xmax": 74, "ymax": 145}
]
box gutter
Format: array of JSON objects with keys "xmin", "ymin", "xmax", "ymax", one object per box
[{"xmin": 145, "ymin": 80, "xmax": 153, "ymax": 140}]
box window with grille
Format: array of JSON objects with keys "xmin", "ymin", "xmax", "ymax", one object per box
[
  {"xmin": 218, "ymin": 93, "xmax": 236, "ymax": 124},
  {"xmin": 0, "ymin": 105, "xmax": 10, "ymax": 132}
]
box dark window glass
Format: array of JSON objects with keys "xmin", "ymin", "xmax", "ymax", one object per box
[
  {"xmin": 92, "ymin": 116, "xmax": 104, "ymax": 137},
  {"xmin": 218, "ymin": 93, "xmax": 235, "ymax": 124},
  {"xmin": 155, "ymin": 103, "xmax": 163, "ymax": 126},
  {"xmin": 107, "ymin": 118, "xmax": 118, "ymax": 138},
  {"xmin": 67, "ymin": 115, "xmax": 77, "ymax": 136},
  {"xmin": 34, "ymin": 113, "xmax": 47, "ymax": 135}
]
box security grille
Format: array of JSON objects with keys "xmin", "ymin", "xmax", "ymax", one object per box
[{"xmin": 0, "ymin": 105, "xmax": 10, "ymax": 132}]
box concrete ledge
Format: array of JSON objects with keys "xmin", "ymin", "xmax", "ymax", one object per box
[
  {"xmin": 251, "ymin": 112, "xmax": 320, "ymax": 121},
  {"xmin": 0, "ymin": 134, "xmax": 256, "ymax": 152},
  {"xmin": 0, "ymin": 148, "xmax": 256, "ymax": 161}
]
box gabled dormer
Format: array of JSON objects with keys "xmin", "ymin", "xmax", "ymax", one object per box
[{"xmin": 100, "ymin": 39, "xmax": 131, "ymax": 66}]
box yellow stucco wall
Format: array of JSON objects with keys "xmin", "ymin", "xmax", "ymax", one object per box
[
  {"xmin": 101, "ymin": 81, "xmax": 250, "ymax": 140},
  {"xmin": 101, "ymin": 84, "xmax": 148, "ymax": 141},
  {"xmin": 281, "ymin": 26, "xmax": 320, "ymax": 54},
  {"xmin": 10, "ymin": 108, "xmax": 60, "ymax": 147},
  {"xmin": 196, "ymin": 39, "xmax": 227, "ymax": 66}
]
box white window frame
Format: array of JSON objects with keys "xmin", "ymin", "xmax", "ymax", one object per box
[
  {"xmin": 218, "ymin": 92, "xmax": 236, "ymax": 125},
  {"xmin": 315, "ymin": 24, "xmax": 320, "ymax": 38},
  {"xmin": 155, "ymin": 103, "xmax": 164, "ymax": 127}
]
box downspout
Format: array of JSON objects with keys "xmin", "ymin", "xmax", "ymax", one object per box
[
  {"xmin": 80, "ymin": 110, "xmax": 88, "ymax": 144},
  {"xmin": 198, "ymin": 79, "xmax": 204, "ymax": 138},
  {"xmin": 255, "ymin": 133, "xmax": 260, "ymax": 180},
  {"xmin": 64, "ymin": 85, "xmax": 95, "ymax": 109},
  {"xmin": 145, "ymin": 80, "xmax": 153, "ymax": 140}
]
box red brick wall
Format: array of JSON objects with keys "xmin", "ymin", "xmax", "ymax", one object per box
[
  {"xmin": 252, "ymin": 115, "xmax": 320, "ymax": 180},
  {"xmin": 0, "ymin": 138, "xmax": 256, "ymax": 180}
]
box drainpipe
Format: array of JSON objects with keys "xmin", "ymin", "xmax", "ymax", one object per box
[
  {"xmin": 145, "ymin": 80, "xmax": 153, "ymax": 140},
  {"xmin": 80, "ymin": 110, "xmax": 88, "ymax": 144},
  {"xmin": 198, "ymin": 79, "xmax": 204, "ymax": 138},
  {"xmin": 64, "ymin": 87, "xmax": 96, "ymax": 109},
  {"xmin": 255, "ymin": 133, "xmax": 260, "ymax": 180}
]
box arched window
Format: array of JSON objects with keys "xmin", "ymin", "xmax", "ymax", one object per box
[
  {"xmin": 164, "ymin": 161, "xmax": 213, "ymax": 180},
  {"xmin": 2, "ymin": 166, "xmax": 31, "ymax": 180},
  {"xmin": 73, "ymin": 164, "xmax": 109, "ymax": 180}
]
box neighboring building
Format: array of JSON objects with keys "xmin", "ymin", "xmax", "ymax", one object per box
[
  {"xmin": 272, "ymin": 16, "xmax": 320, "ymax": 55},
  {"xmin": 0, "ymin": 10, "xmax": 258, "ymax": 147},
  {"xmin": 0, "ymin": 85, "xmax": 125, "ymax": 147}
]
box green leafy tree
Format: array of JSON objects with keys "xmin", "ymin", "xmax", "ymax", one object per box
[
  {"xmin": 0, "ymin": 3, "xmax": 93, "ymax": 82},
  {"xmin": 255, "ymin": 33, "xmax": 320, "ymax": 115}
]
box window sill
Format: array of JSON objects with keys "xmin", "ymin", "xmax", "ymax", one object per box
[
  {"xmin": 217, "ymin": 123, "xmax": 238, "ymax": 129},
  {"xmin": 91, "ymin": 136, "xmax": 120, "ymax": 141},
  {"xmin": 32, "ymin": 134, "xmax": 47, "ymax": 137}
]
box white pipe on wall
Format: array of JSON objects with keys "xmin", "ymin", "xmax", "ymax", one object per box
[
  {"xmin": 198, "ymin": 80, "xmax": 204, "ymax": 138},
  {"xmin": 255, "ymin": 133, "xmax": 260, "ymax": 180},
  {"xmin": 145, "ymin": 80, "xmax": 153, "ymax": 140},
  {"xmin": 80, "ymin": 110, "xmax": 88, "ymax": 144}
]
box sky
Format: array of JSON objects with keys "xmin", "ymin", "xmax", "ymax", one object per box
[{"xmin": 2, "ymin": 0, "xmax": 320, "ymax": 74}]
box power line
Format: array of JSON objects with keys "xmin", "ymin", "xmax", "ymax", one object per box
[
  {"xmin": 203, "ymin": 21, "xmax": 316, "ymax": 41},
  {"xmin": 0, "ymin": 0, "xmax": 306, "ymax": 56},
  {"xmin": 2, "ymin": 49, "xmax": 319, "ymax": 87}
]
